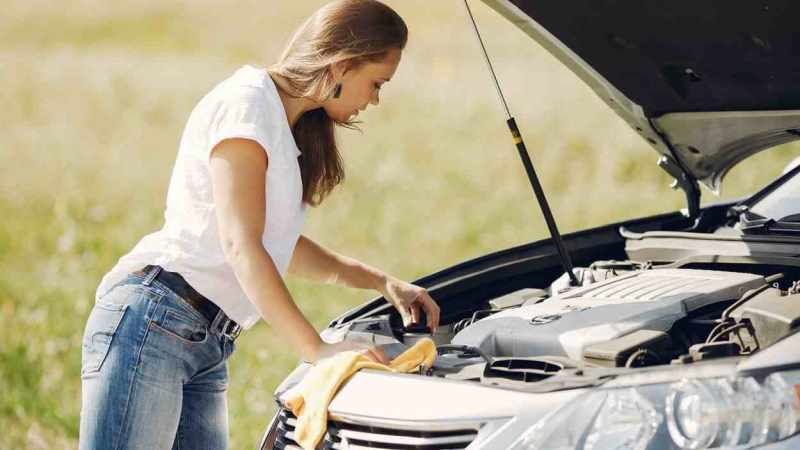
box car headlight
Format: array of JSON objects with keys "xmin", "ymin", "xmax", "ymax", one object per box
[{"xmin": 508, "ymin": 371, "xmax": 800, "ymax": 450}]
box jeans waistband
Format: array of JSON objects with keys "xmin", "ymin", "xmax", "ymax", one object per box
[{"xmin": 134, "ymin": 265, "xmax": 242, "ymax": 341}]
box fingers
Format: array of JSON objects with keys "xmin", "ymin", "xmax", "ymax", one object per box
[
  {"xmin": 399, "ymin": 306, "xmax": 414, "ymax": 328},
  {"xmin": 418, "ymin": 291, "xmax": 440, "ymax": 335},
  {"xmin": 346, "ymin": 336, "xmax": 391, "ymax": 365},
  {"xmin": 390, "ymin": 284, "xmax": 441, "ymax": 333},
  {"xmin": 373, "ymin": 346, "xmax": 391, "ymax": 365},
  {"xmin": 410, "ymin": 301, "xmax": 421, "ymax": 325},
  {"xmin": 317, "ymin": 339, "xmax": 392, "ymax": 367},
  {"xmin": 360, "ymin": 346, "xmax": 391, "ymax": 365},
  {"xmin": 399, "ymin": 289, "xmax": 441, "ymax": 335}
]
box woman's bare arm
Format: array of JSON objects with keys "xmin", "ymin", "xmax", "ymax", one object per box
[
  {"xmin": 289, "ymin": 235, "xmax": 388, "ymax": 291},
  {"xmin": 209, "ymin": 138, "xmax": 324, "ymax": 361},
  {"xmin": 289, "ymin": 234, "xmax": 441, "ymax": 333}
]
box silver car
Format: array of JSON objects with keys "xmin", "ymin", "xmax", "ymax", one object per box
[{"xmin": 257, "ymin": 1, "xmax": 800, "ymax": 449}]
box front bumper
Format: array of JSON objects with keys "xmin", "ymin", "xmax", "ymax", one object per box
[{"xmin": 256, "ymin": 358, "xmax": 800, "ymax": 450}]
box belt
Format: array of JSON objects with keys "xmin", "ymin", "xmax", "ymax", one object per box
[{"xmin": 134, "ymin": 265, "xmax": 242, "ymax": 341}]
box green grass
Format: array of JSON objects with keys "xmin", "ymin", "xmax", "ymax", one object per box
[{"xmin": 2, "ymin": 0, "xmax": 799, "ymax": 448}]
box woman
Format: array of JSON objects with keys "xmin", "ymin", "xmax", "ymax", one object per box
[{"xmin": 79, "ymin": 1, "xmax": 440, "ymax": 449}]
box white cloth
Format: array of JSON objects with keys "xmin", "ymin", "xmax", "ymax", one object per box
[{"xmin": 96, "ymin": 65, "xmax": 307, "ymax": 329}]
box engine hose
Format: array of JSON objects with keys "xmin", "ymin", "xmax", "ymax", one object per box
[
  {"xmin": 452, "ymin": 317, "xmax": 473, "ymax": 335},
  {"xmin": 453, "ymin": 310, "xmax": 501, "ymax": 336},
  {"xmin": 722, "ymin": 283, "xmax": 774, "ymax": 320},
  {"xmin": 436, "ymin": 344, "xmax": 494, "ymax": 364},
  {"xmin": 709, "ymin": 323, "xmax": 749, "ymax": 344},
  {"xmin": 625, "ymin": 349, "xmax": 661, "ymax": 368},
  {"xmin": 706, "ymin": 321, "xmax": 732, "ymax": 344}
]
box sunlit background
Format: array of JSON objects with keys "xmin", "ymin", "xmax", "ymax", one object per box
[{"xmin": 2, "ymin": 0, "xmax": 799, "ymax": 448}]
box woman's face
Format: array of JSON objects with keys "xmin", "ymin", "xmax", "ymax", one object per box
[{"xmin": 323, "ymin": 47, "xmax": 402, "ymax": 123}]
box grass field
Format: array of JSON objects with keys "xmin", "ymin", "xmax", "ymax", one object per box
[{"xmin": 2, "ymin": 1, "xmax": 799, "ymax": 448}]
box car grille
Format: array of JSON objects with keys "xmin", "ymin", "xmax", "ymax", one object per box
[{"xmin": 273, "ymin": 408, "xmax": 480, "ymax": 450}]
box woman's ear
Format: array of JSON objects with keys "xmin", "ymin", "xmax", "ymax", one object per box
[
  {"xmin": 329, "ymin": 61, "xmax": 345, "ymax": 82},
  {"xmin": 329, "ymin": 60, "xmax": 352, "ymax": 82}
]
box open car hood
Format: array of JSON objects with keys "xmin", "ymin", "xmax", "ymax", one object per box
[{"xmin": 481, "ymin": 0, "xmax": 800, "ymax": 197}]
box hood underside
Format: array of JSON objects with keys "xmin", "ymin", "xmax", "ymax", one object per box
[{"xmin": 481, "ymin": 0, "xmax": 800, "ymax": 193}]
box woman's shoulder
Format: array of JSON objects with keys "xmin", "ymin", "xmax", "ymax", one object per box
[
  {"xmin": 201, "ymin": 67, "xmax": 289, "ymax": 130},
  {"xmin": 217, "ymin": 65, "xmax": 270, "ymax": 98},
  {"xmin": 204, "ymin": 65, "xmax": 286, "ymax": 125},
  {"xmin": 194, "ymin": 65, "xmax": 296, "ymax": 162}
]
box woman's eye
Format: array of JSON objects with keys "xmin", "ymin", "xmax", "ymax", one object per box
[{"xmin": 374, "ymin": 83, "xmax": 382, "ymax": 91}]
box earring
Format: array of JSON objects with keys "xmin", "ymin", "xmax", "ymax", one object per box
[{"xmin": 333, "ymin": 82, "xmax": 342, "ymax": 99}]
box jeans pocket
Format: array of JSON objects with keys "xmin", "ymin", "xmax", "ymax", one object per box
[
  {"xmin": 151, "ymin": 309, "xmax": 208, "ymax": 345},
  {"xmin": 81, "ymin": 299, "xmax": 128, "ymax": 375}
]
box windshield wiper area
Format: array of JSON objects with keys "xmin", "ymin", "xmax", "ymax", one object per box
[{"xmin": 739, "ymin": 210, "xmax": 800, "ymax": 235}]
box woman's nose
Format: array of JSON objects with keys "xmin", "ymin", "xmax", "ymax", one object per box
[{"xmin": 369, "ymin": 91, "xmax": 380, "ymax": 107}]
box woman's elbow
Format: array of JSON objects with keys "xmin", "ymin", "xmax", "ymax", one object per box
[{"xmin": 221, "ymin": 236, "xmax": 263, "ymax": 268}]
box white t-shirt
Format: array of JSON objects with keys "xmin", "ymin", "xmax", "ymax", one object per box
[{"xmin": 96, "ymin": 65, "xmax": 308, "ymax": 329}]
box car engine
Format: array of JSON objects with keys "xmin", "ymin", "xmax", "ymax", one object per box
[
  {"xmin": 451, "ymin": 268, "xmax": 765, "ymax": 363},
  {"xmin": 385, "ymin": 264, "xmax": 800, "ymax": 377},
  {"xmin": 323, "ymin": 260, "xmax": 800, "ymax": 388}
]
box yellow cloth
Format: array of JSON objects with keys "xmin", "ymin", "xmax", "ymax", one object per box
[{"xmin": 279, "ymin": 338, "xmax": 437, "ymax": 450}]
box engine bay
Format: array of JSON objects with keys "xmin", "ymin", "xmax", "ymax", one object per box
[
  {"xmin": 340, "ymin": 259, "xmax": 800, "ymax": 387},
  {"xmin": 450, "ymin": 268, "xmax": 766, "ymax": 361}
]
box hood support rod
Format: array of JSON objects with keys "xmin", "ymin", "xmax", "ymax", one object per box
[{"xmin": 463, "ymin": 0, "xmax": 580, "ymax": 287}]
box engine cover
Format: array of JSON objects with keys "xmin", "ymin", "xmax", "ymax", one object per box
[{"xmin": 450, "ymin": 269, "xmax": 765, "ymax": 361}]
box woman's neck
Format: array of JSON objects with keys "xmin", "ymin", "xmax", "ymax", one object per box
[{"xmin": 269, "ymin": 74, "xmax": 320, "ymax": 129}]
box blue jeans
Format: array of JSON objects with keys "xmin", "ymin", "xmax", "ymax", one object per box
[{"xmin": 79, "ymin": 268, "xmax": 236, "ymax": 450}]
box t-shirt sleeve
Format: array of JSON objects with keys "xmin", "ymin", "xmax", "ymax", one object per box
[{"xmin": 205, "ymin": 88, "xmax": 276, "ymax": 162}]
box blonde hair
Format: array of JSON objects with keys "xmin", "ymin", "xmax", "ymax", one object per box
[{"xmin": 267, "ymin": 0, "xmax": 408, "ymax": 207}]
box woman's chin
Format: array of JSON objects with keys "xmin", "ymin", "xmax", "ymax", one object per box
[{"xmin": 344, "ymin": 109, "xmax": 360, "ymax": 122}]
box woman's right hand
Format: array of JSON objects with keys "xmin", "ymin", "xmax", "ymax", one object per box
[{"xmin": 313, "ymin": 336, "xmax": 391, "ymax": 366}]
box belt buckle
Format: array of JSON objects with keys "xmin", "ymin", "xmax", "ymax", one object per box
[{"xmin": 221, "ymin": 317, "xmax": 241, "ymax": 341}]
